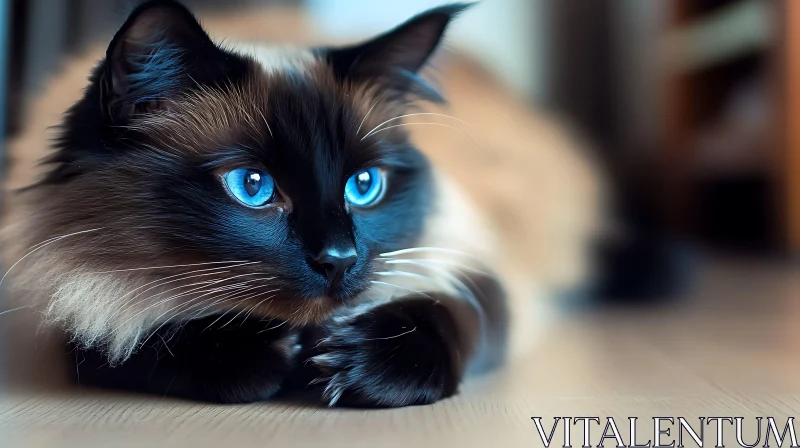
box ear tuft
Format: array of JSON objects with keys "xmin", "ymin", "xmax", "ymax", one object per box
[{"xmin": 325, "ymin": 3, "xmax": 473, "ymax": 102}]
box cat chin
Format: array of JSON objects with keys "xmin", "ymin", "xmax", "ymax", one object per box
[{"xmin": 244, "ymin": 294, "xmax": 343, "ymax": 326}]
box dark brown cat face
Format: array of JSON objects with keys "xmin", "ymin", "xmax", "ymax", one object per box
[{"xmin": 21, "ymin": 0, "xmax": 468, "ymax": 360}]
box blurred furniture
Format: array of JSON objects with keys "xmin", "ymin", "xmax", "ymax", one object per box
[
  {"xmin": 0, "ymin": 0, "xmax": 8, "ymax": 173},
  {"xmin": 784, "ymin": 1, "xmax": 800, "ymax": 255},
  {"xmin": 662, "ymin": 0, "xmax": 800, "ymax": 254}
]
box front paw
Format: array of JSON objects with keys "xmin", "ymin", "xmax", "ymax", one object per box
[
  {"xmin": 310, "ymin": 297, "xmax": 462, "ymax": 408},
  {"xmin": 73, "ymin": 314, "xmax": 301, "ymax": 404}
]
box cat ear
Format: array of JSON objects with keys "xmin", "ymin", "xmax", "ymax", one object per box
[
  {"xmin": 325, "ymin": 3, "xmax": 472, "ymax": 103},
  {"xmin": 102, "ymin": 0, "xmax": 241, "ymax": 120}
]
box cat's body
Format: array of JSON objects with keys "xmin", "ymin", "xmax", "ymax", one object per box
[{"xmin": 1, "ymin": 1, "xmax": 604, "ymax": 407}]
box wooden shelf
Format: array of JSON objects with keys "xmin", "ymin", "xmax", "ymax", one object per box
[
  {"xmin": 781, "ymin": 0, "xmax": 800, "ymax": 252},
  {"xmin": 662, "ymin": 0, "xmax": 783, "ymax": 251}
]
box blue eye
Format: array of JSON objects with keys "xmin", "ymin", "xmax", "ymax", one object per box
[
  {"xmin": 223, "ymin": 168, "xmax": 275, "ymax": 207},
  {"xmin": 344, "ymin": 167, "xmax": 383, "ymax": 207}
]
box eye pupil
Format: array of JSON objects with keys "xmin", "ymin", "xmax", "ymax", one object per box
[
  {"xmin": 355, "ymin": 171, "xmax": 372, "ymax": 195},
  {"xmin": 244, "ymin": 170, "xmax": 262, "ymax": 196},
  {"xmin": 224, "ymin": 168, "xmax": 275, "ymax": 208},
  {"xmin": 344, "ymin": 167, "xmax": 382, "ymax": 207}
]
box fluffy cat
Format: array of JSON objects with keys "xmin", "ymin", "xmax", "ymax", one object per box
[{"xmin": 1, "ymin": 1, "xmax": 604, "ymax": 407}]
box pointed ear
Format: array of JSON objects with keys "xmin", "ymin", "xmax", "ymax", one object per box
[
  {"xmin": 324, "ymin": 3, "xmax": 472, "ymax": 102},
  {"xmin": 102, "ymin": 0, "xmax": 245, "ymax": 120}
]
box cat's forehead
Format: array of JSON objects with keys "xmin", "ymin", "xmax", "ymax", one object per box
[
  {"xmin": 243, "ymin": 45, "xmax": 318, "ymax": 76},
  {"xmin": 129, "ymin": 46, "xmax": 406, "ymax": 160}
]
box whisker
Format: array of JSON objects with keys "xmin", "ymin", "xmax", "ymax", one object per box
[
  {"xmin": 379, "ymin": 246, "xmax": 485, "ymax": 264},
  {"xmin": 140, "ymin": 282, "xmax": 272, "ymax": 347},
  {"xmin": 362, "ymin": 112, "xmax": 475, "ymax": 139},
  {"xmin": 381, "ymin": 258, "xmax": 489, "ymax": 276},
  {"xmin": 240, "ymin": 289, "xmax": 280, "ymax": 321},
  {"xmin": 257, "ymin": 319, "xmax": 287, "ymax": 334},
  {"xmin": 157, "ymin": 334, "xmax": 175, "ymax": 358},
  {"xmin": 0, "ymin": 228, "xmax": 104, "ymax": 287},
  {"xmin": 399, "ymin": 262, "xmax": 486, "ymax": 322},
  {"xmin": 140, "ymin": 281, "xmax": 270, "ymax": 343},
  {"xmin": 0, "ymin": 305, "xmax": 31, "ymax": 317},
  {"xmin": 362, "ymin": 326, "xmax": 416, "ymax": 341},
  {"xmin": 184, "ymin": 292, "xmax": 243, "ymax": 321},
  {"xmin": 89, "ymin": 260, "xmax": 256, "ymax": 275},
  {"xmin": 99, "ymin": 265, "xmax": 253, "ymax": 324},
  {"xmin": 110, "ymin": 273, "xmax": 268, "ymax": 334},
  {"xmin": 181, "ymin": 276, "xmax": 275, "ymax": 320},
  {"xmin": 356, "ymin": 100, "xmax": 380, "ymax": 136},
  {"xmin": 361, "ymin": 122, "xmax": 483, "ymax": 150},
  {"xmin": 380, "ymin": 264, "xmax": 491, "ymax": 355},
  {"xmin": 150, "ymin": 280, "xmax": 257, "ymax": 323},
  {"xmin": 369, "ymin": 280, "xmax": 432, "ymax": 299},
  {"xmin": 107, "ymin": 280, "xmax": 227, "ymax": 336},
  {"xmin": 216, "ymin": 291, "xmax": 279, "ymax": 330},
  {"xmin": 200, "ymin": 286, "xmax": 271, "ymax": 331},
  {"xmin": 166, "ymin": 276, "xmax": 275, "ymax": 319},
  {"xmin": 129, "ymin": 284, "xmax": 266, "ymax": 350},
  {"xmin": 374, "ymin": 270, "xmax": 450, "ymax": 290},
  {"xmin": 102, "ymin": 273, "xmax": 227, "ymax": 325},
  {"xmin": 255, "ymin": 108, "xmax": 273, "ymax": 138}
]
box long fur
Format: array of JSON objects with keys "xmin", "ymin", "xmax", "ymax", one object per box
[{"xmin": 1, "ymin": 2, "xmax": 605, "ymax": 405}]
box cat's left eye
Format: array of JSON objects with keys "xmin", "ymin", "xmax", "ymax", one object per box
[
  {"xmin": 345, "ymin": 167, "xmax": 384, "ymax": 207},
  {"xmin": 223, "ymin": 168, "xmax": 276, "ymax": 208}
]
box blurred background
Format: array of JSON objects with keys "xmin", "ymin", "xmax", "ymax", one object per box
[
  {"xmin": 3, "ymin": 1, "xmax": 800, "ymax": 444},
  {"xmin": 1, "ymin": 0, "xmax": 799, "ymax": 299}
]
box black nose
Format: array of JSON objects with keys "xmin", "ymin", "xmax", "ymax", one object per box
[{"xmin": 312, "ymin": 246, "xmax": 357, "ymax": 287}]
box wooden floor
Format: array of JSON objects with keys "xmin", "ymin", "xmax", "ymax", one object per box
[{"xmin": 2, "ymin": 259, "xmax": 799, "ymax": 447}]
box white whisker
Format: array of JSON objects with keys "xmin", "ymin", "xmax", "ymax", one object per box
[
  {"xmin": 362, "ymin": 326, "xmax": 416, "ymax": 341},
  {"xmin": 382, "ymin": 258, "xmax": 488, "ymax": 275},
  {"xmin": 361, "ymin": 122, "xmax": 483, "ymax": 151},
  {"xmin": 103, "ymin": 274, "xmax": 225, "ymax": 325},
  {"xmin": 141, "ymin": 281, "xmax": 273, "ymax": 347},
  {"xmin": 142, "ymin": 281, "xmax": 270, "ymax": 342},
  {"xmin": 99, "ymin": 266, "xmax": 248, "ymax": 325},
  {"xmin": 89, "ymin": 260, "xmax": 255, "ymax": 275},
  {"xmin": 216, "ymin": 292, "xmax": 278, "ymax": 330},
  {"xmin": 0, "ymin": 305, "xmax": 31, "ymax": 317},
  {"xmin": 202, "ymin": 284, "xmax": 276, "ymax": 331},
  {"xmin": 110, "ymin": 273, "xmax": 268, "ymax": 335},
  {"xmin": 369, "ymin": 280, "xmax": 431, "ymax": 299},
  {"xmin": 379, "ymin": 246, "xmax": 485, "ymax": 263},
  {"xmin": 255, "ymin": 108, "xmax": 274, "ymax": 138},
  {"xmin": 374, "ymin": 270, "xmax": 448, "ymax": 288},
  {"xmin": 0, "ymin": 228, "xmax": 104, "ymax": 287},
  {"xmin": 240, "ymin": 289, "xmax": 280, "ymax": 321},
  {"xmin": 362, "ymin": 112, "xmax": 475, "ymax": 139},
  {"xmin": 157, "ymin": 334, "xmax": 175, "ymax": 357},
  {"xmin": 97, "ymin": 260, "xmax": 257, "ymax": 314},
  {"xmin": 356, "ymin": 100, "xmax": 380, "ymax": 136},
  {"xmin": 257, "ymin": 319, "xmax": 287, "ymax": 334},
  {"xmin": 126, "ymin": 280, "xmax": 265, "ymax": 349},
  {"xmin": 181, "ymin": 276, "xmax": 275, "ymax": 320}
]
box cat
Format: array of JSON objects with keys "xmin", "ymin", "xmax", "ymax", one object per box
[{"xmin": 0, "ymin": 0, "xmax": 605, "ymax": 407}]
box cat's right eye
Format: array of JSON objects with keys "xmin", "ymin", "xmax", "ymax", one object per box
[{"xmin": 223, "ymin": 168, "xmax": 276, "ymax": 208}]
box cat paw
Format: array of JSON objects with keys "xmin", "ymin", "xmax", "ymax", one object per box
[
  {"xmin": 310, "ymin": 298, "xmax": 462, "ymax": 408},
  {"xmin": 72, "ymin": 314, "xmax": 302, "ymax": 404}
]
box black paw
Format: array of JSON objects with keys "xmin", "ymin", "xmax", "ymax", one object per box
[
  {"xmin": 310, "ymin": 297, "xmax": 462, "ymax": 408},
  {"xmin": 72, "ymin": 315, "xmax": 300, "ymax": 404}
]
